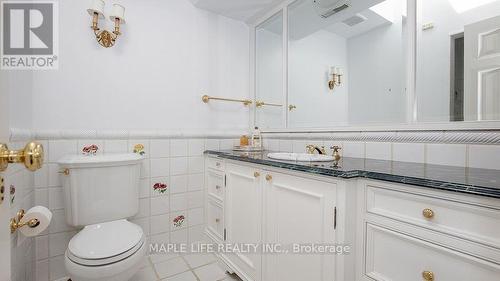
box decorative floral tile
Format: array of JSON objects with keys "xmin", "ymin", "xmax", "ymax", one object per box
[
  {"xmin": 153, "ymin": 182, "xmax": 168, "ymax": 195},
  {"xmin": 172, "ymin": 214, "xmax": 186, "ymax": 229},
  {"xmin": 82, "ymin": 144, "xmax": 99, "ymax": 156},
  {"xmin": 133, "ymin": 144, "xmax": 146, "ymax": 156}
]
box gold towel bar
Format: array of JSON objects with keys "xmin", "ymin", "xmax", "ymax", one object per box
[
  {"xmin": 202, "ymin": 95, "xmax": 252, "ymax": 106},
  {"xmin": 255, "ymin": 101, "xmax": 283, "ymax": 107}
]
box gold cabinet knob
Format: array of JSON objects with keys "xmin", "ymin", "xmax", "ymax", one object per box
[
  {"xmin": 215, "ymin": 218, "xmax": 220, "ymax": 223},
  {"xmin": 265, "ymin": 174, "xmax": 272, "ymax": 181},
  {"xmin": 422, "ymin": 271, "xmax": 434, "ymax": 281},
  {"xmin": 215, "ymin": 185, "xmax": 221, "ymax": 190},
  {"xmin": 423, "ymin": 208, "xmax": 435, "ymax": 219},
  {"xmin": 254, "ymin": 172, "xmax": 260, "ymax": 178},
  {"xmin": 288, "ymin": 104, "xmax": 297, "ymax": 111}
]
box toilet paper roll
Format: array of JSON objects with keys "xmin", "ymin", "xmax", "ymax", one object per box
[{"xmin": 19, "ymin": 206, "xmax": 52, "ymax": 237}]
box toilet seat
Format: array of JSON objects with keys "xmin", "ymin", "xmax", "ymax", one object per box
[{"xmin": 67, "ymin": 220, "xmax": 144, "ymax": 266}]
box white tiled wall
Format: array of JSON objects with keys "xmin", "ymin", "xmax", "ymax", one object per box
[
  {"xmin": 33, "ymin": 137, "xmax": 237, "ymax": 281},
  {"xmin": 264, "ymin": 138, "xmax": 500, "ymax": 168},
  {"xmin": 4, "ymin": 142, "xmax": 36, "ymax": 281}
]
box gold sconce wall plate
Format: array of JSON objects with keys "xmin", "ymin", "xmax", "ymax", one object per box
[{"xmin": 0, "ymin": 142, "xmax": 44, "ymax": 172}]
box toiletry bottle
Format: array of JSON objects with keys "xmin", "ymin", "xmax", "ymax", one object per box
[
  {"xmin": 251, "ymin": 127, "xmax": 262, "ymax": 148},
  {"xmin": 240, "ymin": 135, "xmax": 249, "ymax": 146}
]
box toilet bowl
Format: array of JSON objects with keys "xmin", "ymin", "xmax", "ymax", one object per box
[
  {"xmin": 58, "ymin": 154, "xmax": 145, "ymax": 281},
  {"xmin": 64, "ymin": 220, "xmax": 146, "ymax": 281}
]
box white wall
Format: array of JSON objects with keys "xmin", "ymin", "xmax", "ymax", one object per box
[
  {"xmin": 288, "ymin": 30, "xmax": 348, "ymax": 128},
  {"xmin": 26, "ymin": 0, "xmax": 249, "ymax": 131}
]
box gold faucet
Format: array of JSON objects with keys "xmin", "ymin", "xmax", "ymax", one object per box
[
  {"xmin": 306, "ymin": 145, "xmax": 326, "ymax": 155},
  {"xmin": 331, "ymin": 146, "xmax": 342, "ymax": 161}
]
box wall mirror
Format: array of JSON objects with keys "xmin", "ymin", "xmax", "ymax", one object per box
[
  {"xmin": 256, "ymin": 11, "xmax": 285, "ymax": 129},
  {"xmin": 253, "ymin": 0, "xmax": 500, "ymax": 130},
  {"xmin": 288, "ymin": 0, "xmax": 407, "ymax": 128},
  {"xmin": 416, "ymin": 0, "xmax": 500, "ymax": 122}
]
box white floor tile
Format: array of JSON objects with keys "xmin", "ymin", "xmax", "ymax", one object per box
[
  {"xmin": 183, "ymin": 253, "xmax": 217, "ymax": 268},
  {"xmin": 150, "ymin": 253, "xmax": 180, "ymax": 264},
  {"xmin": 162, "ymin": 271, "xmax": 197, "ymax": 281},
  {"xmin": 130, "ymin": 266, "xmax": 158, "ymax": 281},
  {"xmin": 154, "ymin": 257, "xmax": 189, "ymax": 279},
  {"xmin": 194, "ymin": 263, "xmax": 227, "ymax": 281}
]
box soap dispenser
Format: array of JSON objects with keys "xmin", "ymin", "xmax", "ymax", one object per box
[{"xmin": 251, "ymin": 127, "xmax": 262, "ymax": 148}]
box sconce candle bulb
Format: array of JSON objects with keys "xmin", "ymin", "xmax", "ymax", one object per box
[
  {"xmin": 328, "ymin": 66, "xmax": 343, "ymax": 91},
  {"xmin": 88, "ymin": 1, "xmax": 126, "ymax": 48}
]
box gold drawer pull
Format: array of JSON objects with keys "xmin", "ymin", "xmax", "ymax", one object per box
[
  {"xmin": 265, "ymin": 175, "xmax": 272, "ymax": 181},
  {"xmin": 423, "ymin": 208, "xmax": 435, "ymax": 219},
  {"xmin": 254, "ymin": 172, "xmax": 260, "ymax": 178},
  {"xmin": 422, "ymin": 271, "xmax": 434, "ymax": 281},
  {"xmin": 215, "ymin": 218, "xmax": 220, "ymax": 223},
  {"xmin": 215, "ymin": 185, "xmax": 221, "ymax": 190}
]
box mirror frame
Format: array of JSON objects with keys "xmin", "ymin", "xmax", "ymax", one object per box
[{"xmin": 248, "ymin": 0, "xmax": 500, "ymax": 132}]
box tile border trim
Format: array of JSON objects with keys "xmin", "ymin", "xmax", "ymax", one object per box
[{"xmin": 262, "ymin": 130, "xmax": 500, "ymax": 145}]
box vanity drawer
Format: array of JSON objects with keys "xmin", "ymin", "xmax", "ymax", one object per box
[
  {"xmin": 207, "ymin": 199, "xmax": 224, "ymax": 241},
  {"xmin": 207, "ymin": 169, "xmax": 224, "ymax": 201},
  {"xmin": 365, "ymin": 184, "xmax": 500, "ymax": 247},
  {"xmin": 365, "ymin": 223, "xmax": 500, "ymax": 281},
  {"xmin": 207, "ymin": 157, "xmax": 225, "ymax": 171}
]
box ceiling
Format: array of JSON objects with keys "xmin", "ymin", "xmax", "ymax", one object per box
[{"xmin": 189, "ymin": 0, "xmax": 285, "ymax": 22}]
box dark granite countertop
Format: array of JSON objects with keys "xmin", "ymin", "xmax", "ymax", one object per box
[{"xmin": 205, "ymin": 150, "xmax": 500, "ymax": 199}]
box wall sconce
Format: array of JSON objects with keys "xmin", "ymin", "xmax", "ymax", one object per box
[
  {"xmin": 87, "ymin": 0, "xmax": 126, "ymax": 48},
  {"xmin": 328, "ymin": 67, "xmax": 343, "ymax": 91}
]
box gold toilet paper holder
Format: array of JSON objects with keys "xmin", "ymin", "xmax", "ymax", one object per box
[{"xmin": 10, "ymin": 209, "xmax": 40, "ymax": 234}]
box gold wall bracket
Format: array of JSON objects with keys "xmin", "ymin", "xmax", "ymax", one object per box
[
  {"xmin": 10, "ymin": 209, "xmax": 40, "ymax": 234},
  {"xmin": 91, "ymin": 13, "xmax": 123, "ymax": 48},
  {"xmin": 0, "ymin": 142, "xmax": 44, "ymax": 172}
]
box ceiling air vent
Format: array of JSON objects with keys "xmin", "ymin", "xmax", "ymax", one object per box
[
  {"xmin": 342, "ymin": 14, "xmax": 367, "ymax": 26},
  {"xmin": 313, "ymin": 0, "xmax": 351, "ymax": 18}
]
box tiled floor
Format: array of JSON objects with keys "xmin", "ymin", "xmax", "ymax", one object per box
[{"xmin": 131, "ymin": 254, "xmax": 243, "ymax": 281}]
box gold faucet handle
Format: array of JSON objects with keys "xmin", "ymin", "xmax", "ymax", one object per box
[
  {"xmin": 306, "ymin": 145, "xmax": 315, "ymax": 154},
  {"xmin": 330, "ymin": 146, "xmax": 341, "ymax": 152}
]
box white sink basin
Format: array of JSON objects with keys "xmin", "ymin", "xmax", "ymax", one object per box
[{"xmin": 267, "ymin": 153, "xmax": 334, "ymax": 162}]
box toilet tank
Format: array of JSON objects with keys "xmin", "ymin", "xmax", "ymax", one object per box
[{"xmin": 58, "ymin": 154, "xmax": 143, "ymax": 227}]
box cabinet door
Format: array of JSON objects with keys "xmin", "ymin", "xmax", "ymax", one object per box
[
  {"xmin": 263, "ymin": 172, "xmax": 337, "ymax": 281},
  {"xmin": 225, "ymin": 163, "xmax": 263, "ymax": 281}
]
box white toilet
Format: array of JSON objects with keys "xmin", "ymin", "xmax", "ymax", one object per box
[{"xmin": 58, "ymin": 154, "xmax": 146, "ymax": 281}]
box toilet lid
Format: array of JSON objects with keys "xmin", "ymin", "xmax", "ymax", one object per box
[{"xmin": 68, "ymin": 220, "xmax": 144, "ymax": 261}]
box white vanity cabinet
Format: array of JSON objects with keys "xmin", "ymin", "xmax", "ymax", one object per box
[
  {"xmin": 262, "ymin": 171, "xmax": 337, "ymax": 281},
  {"xmin": 224, "ymin": 162, "xmax": 263, "ymax": 281},
  {"xmin": 357, "ymin": 180, "xmax": 500, "ymax": 281},
  {"xmin": 205, "ymin": 155, "xmax": 500, "ymax": 281},
  {"xmin": 205, "ymin": 157, "xmax": 341, "ymax": 281}
]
